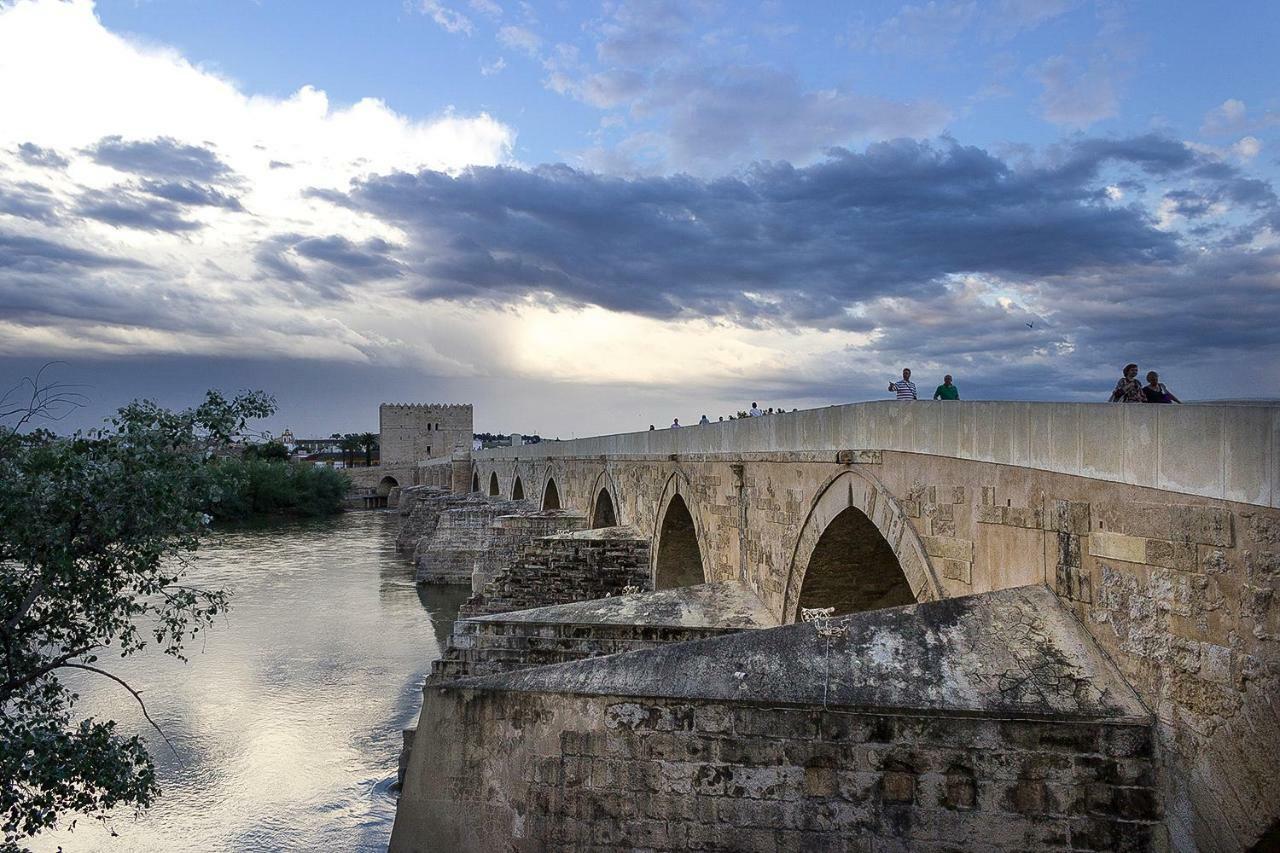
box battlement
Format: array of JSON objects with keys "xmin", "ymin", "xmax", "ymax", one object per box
[{"xmin": 380, "ymin": 403, "xmax": 473, "ymax": 411}]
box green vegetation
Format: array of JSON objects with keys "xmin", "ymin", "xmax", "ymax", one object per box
[
  {"xmin": 0, "ymin": 383, "xmax": 275, "ymax": 850},
  {"xmin": 206, "ymin": 457, "xmax": 349, "ymax": 521}
]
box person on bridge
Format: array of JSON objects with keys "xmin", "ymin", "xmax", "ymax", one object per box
[
  {"xmin": 1142, "ymin": 371, "xmax": 1182, "ymax": 404},
  {"xmin": 889, "ymin": 368, "xmax": 917, "ymax": 400},
  {"xmin": 670, "ymin": 418, "xmax": 681, "ymax": 428},
  {"xmin": 933, "ymin": 375, "xmax": 959, "ymax": 400},
  {"xmin": 698, "ymin": 414, "xmax": 710, "ymax": 424},
  {"xmin": 749, "ymin": 402, "xmax": 763, "ymax": 417},
  {"xmin": 1110, "ymin": 364, "xmax": 1145, "ymax": 402}
]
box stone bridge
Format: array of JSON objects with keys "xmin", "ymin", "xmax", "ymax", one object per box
[{"xmin": 394, "ymin": 401, "xmax": 1279, "ymax": 852}]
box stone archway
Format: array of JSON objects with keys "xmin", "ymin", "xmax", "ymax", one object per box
[
  {"xmin": 650, "ymin": 471, "xmax": 708, "ymax": 590},
  {"xmin": 782, "ymin": 468, "xmax": 940, "ymax": 623},
  {"xmin": 592, "ymin": 489, "xmax": 617, "ymax": 528},
  {"xmin": 654, "ymin": 494, "xmax": 704, "ymax": 589},
  {"xmin": 512, "ymin": 476, "xmax": 525, "ymax": 501},
  {"xmin": 587, "ymin": 470, "xmax": 621, "ymax": 528},
  {"xmin": 542, "ymin": 478, "xmax": 561, "ymax": 510},
  {"xmin": 377, "ymin": 475, "xmax": 399, "ymax": 497},
  {"xmin": 471, "ymin": 470, "xmax": 480, "ymax": 493},
  {"xmin": 488, "ymin": 471, "xmax": 500, "ymax": 496}
]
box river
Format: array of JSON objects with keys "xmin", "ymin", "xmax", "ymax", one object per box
[{"xmin": 29, "ymin": 510, "xmax": 469, "ymax": 853}]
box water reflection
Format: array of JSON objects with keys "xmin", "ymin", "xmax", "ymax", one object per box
[{"xmin": 30, "ymin": 511, "xmax": 466, "ymax": 853}]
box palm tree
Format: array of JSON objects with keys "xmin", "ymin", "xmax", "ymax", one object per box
[
  {"xmin": 339, "ymin": 434, "xmax": 361, "ymax": 468},
  {"xmin": 358, "ymin": 432, "xmax": 378, "ymax": 467}
]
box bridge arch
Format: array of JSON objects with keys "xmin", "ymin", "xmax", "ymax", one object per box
[
  {"xmin": 651, "ymin": 471, "xmax": 709, "ymax": 590},
  {"xmin": 511, "ymin": 475, "xmax": 525, "ymax": 501},
  {"xmin": 782, "ymin": 468, "xmax": 940, "ymax": 623},
  {"xmin": 541, "ymin": 476, "xmax": 562, "ymax": 510},
  {"xmin": 488, "ymin": 471, "xmax": 500, "ymax": 496},
  {"xmin": 471, "ymin": 469, "xmax": 480, "ymax": 493},
  {"xmin": 377, "ymin": 475, "xmax": 399, "ymax": 497},
  {"xmin": 588, "ymin": 470, "xmax": 621, "ymax": 528}
]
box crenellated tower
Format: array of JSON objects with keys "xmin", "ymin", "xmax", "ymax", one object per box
[{"xmin": 379, "ymin": 403, "xmax": 473, "ymax": 466}]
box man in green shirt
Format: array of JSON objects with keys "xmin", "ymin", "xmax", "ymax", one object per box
[{"xmin": 933, "ymin": 375, "xmax": 959, "ymax": 400}]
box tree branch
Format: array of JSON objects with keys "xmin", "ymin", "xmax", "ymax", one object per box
[
  {"xmin": 58, "ymin": 663, "xmax": 180, "ymax": 759},
  {"xmin": 2, "ymin": 579, "xmax": 44, "ymax": 636}
]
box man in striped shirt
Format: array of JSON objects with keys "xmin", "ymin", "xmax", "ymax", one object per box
[{"xmin": 888, "ymin": 368, "xmax": 917, "ymax": 400}]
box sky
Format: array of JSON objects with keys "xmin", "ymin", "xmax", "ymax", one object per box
[{"xmin": 0, "ymin": 0, "xmax": 1278, "ymax": 438}]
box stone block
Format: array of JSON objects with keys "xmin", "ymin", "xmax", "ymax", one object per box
[
  {"xmin": 1003, "ymin": 506, "xmax": 1044, "ymax": 529},
  {"xmin": 981, "ymin": 486, "xmax": 996, "ymax": 506},
  {"xmin": 1089, "ymin": 531, "xmax": 1148, "ymax": 565},
  {"xmin": 1142, "ymin": 538, "xmax": 1197, "ymax": 571},
  {"xmin": 922, "ymin": 535, "xmax": 974, "ymax": 562},
  {"xmin": 803, "ymin": 765, "xmax": 839, "ymax": 798},
  {"xmin": 938, "ymin": 559, "xmax": 972, "ymax": 584},
  {"xmin": 881, "ymin": 769, "xmax": 915, "ymax": 803},
  {"xmin": 977, "ymin": 505, "xmax": 1004, "ymax": 524}
]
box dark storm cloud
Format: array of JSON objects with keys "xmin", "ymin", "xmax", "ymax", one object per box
[
  {"xmin": 76, "ymin": 189, "xmax": 202, "ymax": 233},
  {"xmin": 86, "ymin": 135, "xmax": 232, "ymax": 183},
  {"xmin": 137, "ymin": 179, "xmax": 244, "ymax": 211},
  {"xmin": 16, "ymin": 142, "xmax": 69, "ymax": 169},
  {"xmin": 253, "ymin": 233, "xmax": 404, "ymax": 299},
  {"xmin": 0, "ymin": 181, "xmax": 59, "ymax": 224},
  {"xmin": 0, "ymin": 231, "xmax": 145, "ymax": 274},
  {"xmin": 335, "ymin": 136, "xmax": 1196, "ymax": 325}
]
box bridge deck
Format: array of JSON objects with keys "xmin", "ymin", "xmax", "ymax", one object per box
[{"xmin": 478, "ymin": 400, "xmax": 1279, "ymax": 508}]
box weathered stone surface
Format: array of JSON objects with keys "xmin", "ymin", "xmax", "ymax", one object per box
[
  {"xmin": 413, "ymin": 497, "xmax": 533, "ymax": 584},
  {"xmin": 458, "ymin": 526, "xmax": 653, "ymax": 619},
  {"xmin": 433, "ymin": 582, "xmax": 778, "ymax": 680},
  {"xmin": 456, "ymin": 585, "xmax": 1147, "ymax": 721},
  {"xmin": 393, "ymin": 586, "xmax": 1158, "ymax": 853}
]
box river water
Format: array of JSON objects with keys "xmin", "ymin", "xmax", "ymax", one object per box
[{"xmin": 30, "ymin": 510, "xmax": 469, "ymax": 853}]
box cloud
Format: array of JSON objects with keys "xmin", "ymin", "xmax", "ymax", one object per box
[
  {"xmin": 1037, "ymin": 55, "xmax": 1120, "ymax": 127},
  {"xmin": 480, "ymin": 56, "xmax": 506, "ymax": 76},
  {"xmin": 137, "ymin": 178, "xmax": 244, "ymax": 211},
  {"xmin": 871, "ymin": 2, "xmax": 977, "ymax": 57},
  {"xmin": 16, "ymin": 141, "xmax": 69, "ymax": 168},
  {"xmin": 0, "ymin": 180, "xmax": 59, "ymax": 224},
  {"xmin": 537, "ymin": 1, "xmax": 950, "ymax": 173},
  {"xmin": 332, "ymin": 137, "xmax": 1215, "ymax": 328},
  {"xmin": 0, "ymin": 230, "xmax": 144, "ymax": 273},
  {"xmin": 497, "ymin": 24, "xmax": 540, "ymax": 56},
  {"xmin": 420, "ymin": 0, "xmax": 473, "ymax": 35},
  {"xmin": 75, "ymin": 188, "xmax": 203, "ymax": 233},
  {"xmin": 87, "ymin": 135, "xmax": 232, "ymax": 182},
  {"xmin": 0, "ymin": 0, "xmax": 512, "ymax": 368}
]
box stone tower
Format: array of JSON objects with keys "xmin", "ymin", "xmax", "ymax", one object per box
[{"xmin": 379, "ymin": 403, "xmax": 473, "ymax": 466}]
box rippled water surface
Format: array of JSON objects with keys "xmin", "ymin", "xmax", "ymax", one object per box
[{"xmin": 30, "ymin": 511, "xmax": 469, "ymax": 853}]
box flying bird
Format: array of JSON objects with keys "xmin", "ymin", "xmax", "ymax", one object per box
[{"xmin": 1025, "ymin": 322, "xmax": 1034, "ymax": 328}]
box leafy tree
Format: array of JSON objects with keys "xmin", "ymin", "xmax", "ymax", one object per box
[
  {"xmin": 242, "ymin": 440, "xmax": 290, "ymax": 462},
  {"xmin": 357, "ymin": 432, "xmax": 378, "ymax": 467},
  {"xmin": 0, "ymin": 380, "xmax": 274, "ymax": 850},
  {"xmin": 205, "ymin": 458, "xmax": 349, "ymax": 520}
]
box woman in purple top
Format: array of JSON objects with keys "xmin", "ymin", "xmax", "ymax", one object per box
[{"xmin": 1142, "ymin": 371, "xmax": 1182, "ymax": 404}]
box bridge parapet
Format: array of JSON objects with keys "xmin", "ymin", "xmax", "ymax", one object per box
[{"xmin": 478, "ymin": 400, "xmax": 1279, "ymax": 508}]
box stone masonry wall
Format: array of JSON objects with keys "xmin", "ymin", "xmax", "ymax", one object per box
[
  {"xmin": 379, "ymin": 403, "xmax": 473, "ymax": 467},
  {"xmin": 394, "ymin": 487, "xmax": 471, "ymax": 553},
  {"xmin": 472, "ymin": 511, "xmax": 588, "ymax": 592},
  {"xmin": 414, "ymin": 499, "xmax": 531, "ymax": 584},
  {"xmin": 471, "ymin": 451, "xmax": 1279, "ymax": 851},
  {"xmin": 391, "ymin": 689, "xmax": 1160, "ymax": 853},
  {"xmin": 458, "ymin": 531, "xmax": 652, "ymax": 619}
]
